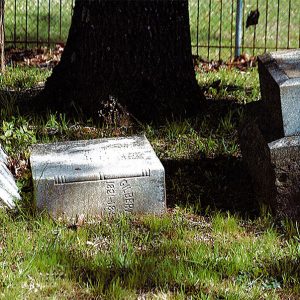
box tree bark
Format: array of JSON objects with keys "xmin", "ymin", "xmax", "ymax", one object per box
[
  {"xmin": 41, "ymin": 0, "xmax": 202, "ymax": 121},
  {"xmin": 0, "ymin": 0, "xmax": 5, "ymax": 73}
]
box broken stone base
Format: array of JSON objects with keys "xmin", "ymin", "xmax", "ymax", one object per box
[{"xmin": 239, "ymin": 110, "xmax": 300, "ymax": 220}]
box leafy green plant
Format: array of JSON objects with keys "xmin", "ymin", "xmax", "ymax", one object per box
[{"xmin": 0, "ymin": 116, "xmax": 36, "ymax": 155}]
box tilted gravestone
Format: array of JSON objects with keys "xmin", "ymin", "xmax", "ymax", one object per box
[
  {"xmin": 240, "ymin": 49, "xmax": 300, "ymax": 220},
  {"xmin": 30, "ymin": 135, "xmax": 166, "ymax": 218},
  {"xmin": 0, "ymin": 145, "xmax": 21, "ymax": 209}
]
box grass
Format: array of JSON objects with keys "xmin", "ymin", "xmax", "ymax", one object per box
[
  {"xmin": 0, "ymin": 209, "xmax": 299, "ymax": 299},
  {"xmin": 196, "ymin": 65, "xmax": 260, "ymax": 104},
  {"xmin": 3, "ymin": 0, "xmax": 300, "ymax": 60},
  {"xmin": 0, "ymin": 66, "xmax": 50, "ymax": 90},
  {"xmin": 0, "ymin": 65, "xmax": 300, "ymax": 298}
]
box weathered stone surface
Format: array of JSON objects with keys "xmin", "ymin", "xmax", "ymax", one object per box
[
  {"xmin": 30, "ymin": 135, "xmax": 166, "ymax": 218},
  {"xmin": 0, "ymin": 146, "xmax": 20, "ymax": 209},
  {"xmin": 268, "ymin": 136, "xmax": 300, "ymax": 219},
  {"xmin": 239, "ymin": 120, "xmax": 300, "ymax": 220},
  {"xmin": 0, "ymin": 146, "xmax": 7, "ymax": 164},
  {"xmin": 258, "ymin": 49, "xmax": 300, "ymax": 137}
]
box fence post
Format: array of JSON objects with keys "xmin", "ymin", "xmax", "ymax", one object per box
[{"xmin": 235, "ymin": 0, "xmax": 243, "ymax": 58}]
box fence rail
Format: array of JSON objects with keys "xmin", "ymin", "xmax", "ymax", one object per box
[{"xmin": 4, "ymin": 0, "xmax": 300, "ymax": 61}]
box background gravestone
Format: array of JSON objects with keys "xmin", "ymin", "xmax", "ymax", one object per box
[
  {"xmin": 30, "ymin": 135, "xmax": 166, "ymax": 218},
  {"xmin": 258, "ymin": 49, "xmax": 300, "ymax": 137},
  {"xmin": 240, "ymin": 121, "xmax": 300, "ymax": 220},
  {"xmin": 239, "ymin": 49, "xmax": 300, "ymax": 220}
]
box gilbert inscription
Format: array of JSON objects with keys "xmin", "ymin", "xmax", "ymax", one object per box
[
  {"xmin": 105, "ymin": 179, "xmax": 135, "ymax": 214},
  {"xmin": 120, "ymin": 179, "xmax": 135, "ymax": 213}
]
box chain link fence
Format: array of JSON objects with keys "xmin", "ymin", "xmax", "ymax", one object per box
[{"xmin": 4, "ymin": 0, "xmax": 300, "ymax": 61}]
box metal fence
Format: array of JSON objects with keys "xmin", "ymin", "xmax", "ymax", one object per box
[
  {"xmin": 5, "ymin": 0, "xmax": 74, "ymax": 47},
  {"xmin": 189, "ymin": 0, "xmax": 300, "ymax": 61},
  {"xmin": 4, "ymin": 0, "xmax": 300, "ymax": 61}
]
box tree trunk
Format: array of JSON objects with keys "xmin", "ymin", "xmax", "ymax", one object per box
[
  {"xmin": 42, "ymin": 0, "xmax": 202, "ymax": 121},
  {"xmin": 0, "ymin": 0, "xmax": 5, "ymax": 74}
]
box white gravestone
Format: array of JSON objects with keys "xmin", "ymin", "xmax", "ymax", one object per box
[
  {"xmin": 0, "ymin": 146, "xmax": 7, "ymax": 163},
  {"xmin": 0, "ymin": 146, "xmax": 21, "ymax": 209},
  {"xmin": 30, "ymin": 136, "xmax": 166, "ymax": 218}
]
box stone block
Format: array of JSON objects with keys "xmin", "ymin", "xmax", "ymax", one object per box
[
  {"xmin": 239, "ymin": 120, "xmax": 300, "ymax": 220},
  {"xmin": 258, "ymin": 49, "xmax": 300, "ymax": 137},
  {"xmin": 30, "ymin": 136, "xmax": 166, "ymax": 218}
]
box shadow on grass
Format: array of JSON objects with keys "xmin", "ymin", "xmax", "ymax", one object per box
[
  {"xmin": 266, "ymin": 256, "xmax": 300, "ymax": 289},
  {"xmin": 53, "ymin": 228, "xmax": 300, "ymax": 297},
  {"xmin": 163, "ymin": 155, "xmax": 258, "ymax": 218},
  {"xmin": 160, "ymin": 98, "xmax": 259, "ymax": 218},
  {"xmin": 52, "ymin": 235, "xmax": 217, "ymax": 297}
]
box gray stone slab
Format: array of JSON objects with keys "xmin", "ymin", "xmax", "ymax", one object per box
[
  {"xmin": 30, "ymin": 135, "xmax": 166, "ymax": 218},
  {"xmin": 0, "ymin": 161, "xmax": 20, "ymax": 209},
  {"xmin": 258, "ymin": 49, "xmax": 300, "ymax": 137}
]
